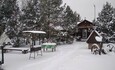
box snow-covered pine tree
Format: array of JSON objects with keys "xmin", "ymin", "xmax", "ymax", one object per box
[
  {"xmin": 39, "ymin": 0, "xmax": 63, "ymax": 38},
  {"xmin": 0, "ymin": 0, "xmax": 25, "ymax": 47},
  {"xmin": 62, "ymin": 5, "xmax": 79, "ymax": 32},
  {"xmin": 0, "ymin": 0, "xmax": 18, "ymax": 36},
  {"xmin": 110, "ymin": 8, "xmax": 115, "ymax": 33},
  {"xmin": 20, "ymin": 0, "xmax": 42, "ymax": 46},
  {"xmin": 0, "ymin": 0, "xmax": 3, "ymax": 21},
  {"xmin": 0, "ymin": 0, "xmax": 4, "ymax": 35},
  {"xmin": 0, "ymin": 0, "xmax": 16, "ymax": 34},
  {"xmin": 21, "ymin": 0, "xmax": 41, "ymax": 31},
  {"xmin": 97, "ymin": 2, "xmax": 114, "ymax": 35}
]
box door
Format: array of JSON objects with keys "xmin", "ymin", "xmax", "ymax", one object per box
[{"xmin": 82, "ymin": 29, "xmax": 87, "ymax": 39}]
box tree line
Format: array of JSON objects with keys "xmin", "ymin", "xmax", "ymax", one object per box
[
  {"xmin": 0, "ymin": 0, "xmax": 80, "ymax": 46},
  {"xmin": 1, "ymin": 0, "xmax": 114, "ymax": 46}
]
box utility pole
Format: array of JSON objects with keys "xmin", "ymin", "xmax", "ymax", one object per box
[{"xmin": 94, "ymin": 5, "xmax": 96, "ymax": 21}]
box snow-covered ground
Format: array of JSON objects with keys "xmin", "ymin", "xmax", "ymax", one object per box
[{"xmin": 1, "ymin": 41, "xmax": 115, "ymax": 70}]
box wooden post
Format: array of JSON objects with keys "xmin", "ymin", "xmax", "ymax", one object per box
[
  {"xmin": 99, "ymin": 42, "xmax": 103, "ymax": 55},
  {"xmin": 0, "ymin": 45, "xmax": 4, "ymax": 65}
]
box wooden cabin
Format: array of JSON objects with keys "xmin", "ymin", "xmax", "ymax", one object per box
[
  {"xmin": 77, "ymin": 20, "xmax": 94, "ymax": 39},
  {"xmin": 86, "ymin": 30, "xmax": 101, "ymax": 49}
]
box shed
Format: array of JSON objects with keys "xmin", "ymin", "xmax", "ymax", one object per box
[
  {"xmin": 77, "ymin": 20, "xmax": 94, "ymax": 39},
  {"xmin": 86, "ymin": 30, "xmax": 101, "ymax": 49}
]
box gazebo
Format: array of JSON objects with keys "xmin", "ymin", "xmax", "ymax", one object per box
[{"xmin": 23, "ymin": 30, "xmax": 46, "ymax": 45}]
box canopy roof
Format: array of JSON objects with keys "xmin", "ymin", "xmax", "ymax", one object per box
[{"xmin": 23, "ymin": 31, "xmax": 46, "ymax": 34}]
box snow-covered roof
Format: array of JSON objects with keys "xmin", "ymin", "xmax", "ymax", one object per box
[
  {"xmin": 0, "ymin": 32, "xmax": 12, "ymax": 45},
  {"xmin": 78, "ymin": 20, "xmax": 94, "ymax": 26},
  {"xmin": 23, "ymin": 30, "xmax": 46, "ymax": 34}
]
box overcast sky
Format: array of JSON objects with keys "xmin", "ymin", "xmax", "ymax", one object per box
[{"xmin": 63, "ymin": 0, "xmax": 115, "ymax": 21}]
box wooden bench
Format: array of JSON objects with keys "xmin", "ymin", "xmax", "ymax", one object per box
[{"xmin": 3, "ymin": 47, "xmax": 29, "ymax": 54}]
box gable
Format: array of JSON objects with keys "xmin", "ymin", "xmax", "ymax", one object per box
[
  {"xmin": 78, "ymin": 20, "xmax": 94, "ymax": 28},
  {"xmin": 86, "ymin": 30, "xmax": 101, "ymax": 43}
]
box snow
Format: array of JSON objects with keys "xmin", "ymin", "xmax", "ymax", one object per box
[
  {"xmin": 1, "ymin": 41, "xmax": 115, "ymax": 70},
  {"xmin": 95, "ymin": 36, "xmax": 102, "ymax": 42},
  {"xmin": 42, "ymin": 43, "xmax": 56, "ymax": 45},
  {"xmin": 23, "ymin": 31, "xmax": 46, "ymax": 34},
  {"xmin": 54, "ymin": 26, "xmax": 63, "ymax": 31}
]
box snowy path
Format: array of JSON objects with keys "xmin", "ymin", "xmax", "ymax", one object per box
[
  {"xmin": 2, "ymin": 42, "xmax": 115, "ymax": 70},
  {"xmin": 20, "ymin": 43, "xmax": 80, "ymax": 70}
]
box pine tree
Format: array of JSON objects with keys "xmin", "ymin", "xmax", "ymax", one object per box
[
  {"xmin": 39, "ymin": 0, "xmax": 63, "ymax": 38},
  {"xmin": 0, "ymin": 0, "xmax": 25, "ymax": 47},
  {"xmin": 0, "ymin": 0, "xmax": 19, "ymax": 36},
  {"xmin": 97, "ymin": 2, "xmax": 114, "ymax": 34},
  {"xmin": 0, "ymin": 0, "xmax": 4, "ymax": 34},
  {"xmin": 62, "ymin": 5, "xmax": 79, "ymax": 32},
  {"xmin": 21, "ymin": 0, "xmax": 41, "ymax": 30},
  {"xmin": 57, "ymin": 5, "xmax": 80, "ymax": 42},
  {"xmin": 110, "ymin": 8, "xmax": 115, "ymax": 33}
]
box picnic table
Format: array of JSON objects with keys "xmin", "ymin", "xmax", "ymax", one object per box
[{"xmin": 42, "ymin": 43, "xmax": 56, "ymax": 52}]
